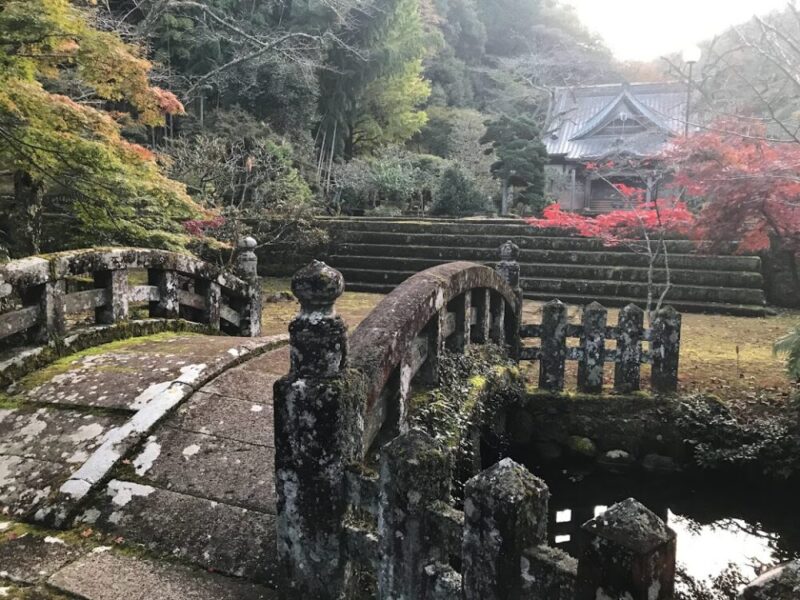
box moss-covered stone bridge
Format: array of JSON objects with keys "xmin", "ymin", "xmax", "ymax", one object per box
[{"xmin": 0, "ymin": 245, "xmax": 797, "ymax": 599}]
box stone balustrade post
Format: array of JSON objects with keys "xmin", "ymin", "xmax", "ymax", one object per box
[
  {"xmin": 651, "ymin": 306, "xmax": 681, "ymax": 393},
  {"xmin": 489, "ymin": 291, "xmax": 506, "ymax": 345},
  {"xmin": 196, "ymin": 279, "xmax": 221, "ymax": 330},
  {"xmin": 378, "ymin": 429, "xmax": 452, "ymax": 599},
  {"xmin": 577, "ymin": 302, "xmax": 607, "ymax": 393},
  {"xmin": 148, "ymin": 270, "xmax": 180, "ymax": 319},
  {"xmin": 236, "ymin": 236, "xmax": 262, "ymax": 337},
  {"xmin": 539, "ymin": 299, "xmax": 567, "ymax": 392},
  {"xmin": 614, "ymin": 304, "xmax": 644, "ymax": 393},
  {"xmin": 576, "ymin": 498, "xmax": 676, "ymax": 600},
  {"xmin": 274, "ymin": 261, "xmax": 360, "ymax": 600},
  {"xmin": 23, "ymin": 280, "xmax": 66, "ymax": 342},
  {"xmin": 471, "ymin": 289, "xmax": 491, "ymax": 344},
  {"xmin": 94, "ymin": 269, "xmax": 129, "ymax": 324},
  {"xmin": 495, "ymin": 241, "xmax": 522, "ymax": 357},
  {"xmin": 462, "ymin": 458, "xmax": 549, "ymax": 600},
  {"xmin": 447, "ymin": 292, "xmax": 471, "ymax": 352}
]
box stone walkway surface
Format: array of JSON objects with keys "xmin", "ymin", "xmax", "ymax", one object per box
[{"xmin": 0, "ymin": 332, "xmax": 290, "ymax": 597}]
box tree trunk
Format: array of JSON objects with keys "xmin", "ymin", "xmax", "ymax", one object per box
[{"xmin": 11, "ymin": 170, "xmax": 43, "ymax": 257}]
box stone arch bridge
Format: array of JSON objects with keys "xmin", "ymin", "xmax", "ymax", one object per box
[{"xmin": 0, "ymin": 244, "xmax": 790, "ymax": 599}]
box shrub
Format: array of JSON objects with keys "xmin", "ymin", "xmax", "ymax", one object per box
[
  {"xmin": 431, "ymin": 165, "xmax": 490, "ymax": 216},
  {"xmin": 774, "ymin": 326, "xmax": 800, "ymax": 381}
]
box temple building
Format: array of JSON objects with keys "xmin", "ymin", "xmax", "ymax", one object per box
[{"xmin": 543, "ymin": 82, "xmax": 688, "ymax": 213}]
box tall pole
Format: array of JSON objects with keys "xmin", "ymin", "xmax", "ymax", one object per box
[{"xmin": 684, "ymin": 61, "xmax": 694, "ymax": 137}]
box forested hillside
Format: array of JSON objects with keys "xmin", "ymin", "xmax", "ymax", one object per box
[
  {"xmin": 2, "ymin": 0, "xmax": 796, "ymax": 261},
  {"xmin": 0, "ymin": 0, "xmax": 627, "ymax": 258}
]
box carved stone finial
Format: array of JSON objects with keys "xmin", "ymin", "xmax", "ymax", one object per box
[
  {"xmin": 239, "ymin": 236, "xmax": 257, "ymax": 250},
  {"xmin": 236, "ymin": 236, "xmax": 259, "ymax": 286},
  {"xmin": 292, "ymin": 260, "xmax": 344, "ymax": 312},
  {"xmin": 499, "ymin": 240, "xmax": 520, "ymax": 262}
]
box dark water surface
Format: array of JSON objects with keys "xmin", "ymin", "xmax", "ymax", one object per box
[{"xmin": 531, "ymin": 467, "xmax": 800, "ymax": 588}]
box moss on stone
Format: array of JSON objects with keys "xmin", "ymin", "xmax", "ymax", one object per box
[
  {"xmin": 16, "ymin": 331, "xmax": 204, "ymax": 391},
  {"xmin": 0, "ymin": 393, "xmax": 22, "ymax": 409}
]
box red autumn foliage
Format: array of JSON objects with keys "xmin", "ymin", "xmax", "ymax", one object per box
[
  {"xmin": 119, "ymin": 139, "xmax": 156, "ymax": 162},
  {"xmin": 152, "ymin": 87, "xmax": 185, "ymax": 115},
  {"xmin": 183, "ymin": 215, "xmax": 225, "ymax": 237},
  {"xmin": 527, "ymin": 181, "xmax": 694, "ymax": 246},
  {"xmin": 665, "ymin": 120, "xmax": 800, "ymax": 254}
]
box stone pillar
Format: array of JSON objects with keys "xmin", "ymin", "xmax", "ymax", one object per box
[
  {"xmin": 489, "ymin": 290, "xmax": 506, "ymax": 345},
  {"xmin": 196, "ymin": 280, "xmax": 221, "ymax": 330},
  {"xmin": 148, "ymin": 269, "xmax": 180, "ymax": 319},
  {"xmin": 236, "ymin": 236, "xmax": 262, "ymax": 337},
  {"xmin": 274, "ymin": 260, "xmax": 360, "ymax": 600},
  {"xmin": 614, "ymin": 304, "xmax": 644, "ymax": 393},
  {"xmin": 447, "ymin": 291, "xmax": 471, "ymax": 352},
  {"xmin": 462, "ymin": 458, "xmax": 549, "ymax": 600},
  {"xmin": 495, "ymin": 241, "xmax": 522, "ymax": 357},
  {"xmin": 651, "ymin": 306, "xmax": 681, "ymax": 394},
  {"xmin": 576, "ymin": 498, "xmax": 676, "ymax": 600},
  {"xmin": 94, "ymin": 269, "xmax": 128, "ymax": 324},
  {"xmin": 418, "ymin": 309, "xmax": 446, "ymax": 386},
  {"xmin": 42, "ymin": 280, "xmax": 66, "ymax": 340},
  {"xmin": 577, "ymin": 302, "xmax": 607, "ymax": 394},
  {"xmin": 539, "ymin": 299, "xmax": 567, "ymax": 392},
  {"xmin": 471, "ymin": 289, "xmax": 491, "ymax": 344},
  {"xmin": 378, "ymin": 430, "xmax": 452, "ymax": 599},
  {"xmin": 236, "ymin": 236, "xmax": 259, "ymax": 281}
]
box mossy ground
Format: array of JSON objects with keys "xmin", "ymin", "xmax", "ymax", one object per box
[{"xmin": 260, "ymin": 277, "xmax": 800, "ymax": 413}]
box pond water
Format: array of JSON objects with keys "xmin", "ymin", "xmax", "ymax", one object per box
[{"xmin": 530, "ymin": 467, "xmax": 800, "ymax": 592}]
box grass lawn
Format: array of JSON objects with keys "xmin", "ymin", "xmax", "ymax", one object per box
[{"xmin": 260, "ymin": 278, "xmax": 799, "ymax": 411}]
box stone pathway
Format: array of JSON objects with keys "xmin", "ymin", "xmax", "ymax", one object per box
[
  {"xmin": 0, "ymin": 521, "xmax": 277, "ymax": 599},
  {"xmin": 0, "ymin": 332, "xmax": 290, "ymax": 594}
]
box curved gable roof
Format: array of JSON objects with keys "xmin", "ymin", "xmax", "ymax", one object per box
[
  {"xmin": 570, "ymin": 89, "xmax": 673, "ymax": 140},
  {"xmin": 544, "ymin": 82, "xmax": 687, "ymax": 161}
]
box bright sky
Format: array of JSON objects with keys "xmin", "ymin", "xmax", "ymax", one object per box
[{"xmin": 565, "ymin": 0, "xmax": 791, "ymax": 61}]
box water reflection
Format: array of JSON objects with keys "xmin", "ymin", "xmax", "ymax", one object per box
[{"xmin": 536, "ymin": 468, "xmax": 800, "ymax": 589}]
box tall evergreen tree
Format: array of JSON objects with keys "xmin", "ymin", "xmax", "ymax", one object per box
[{"xmin": 480, "ymin": 115, "xmax": 547, "ymax": 211}]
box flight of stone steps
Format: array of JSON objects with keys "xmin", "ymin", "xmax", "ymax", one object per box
[{"xmin": 321, "ymin": 218, "xmax": 771, "ymax": 317}]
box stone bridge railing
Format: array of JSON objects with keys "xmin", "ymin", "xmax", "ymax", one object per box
[
  {"xmin": 274, "ymin": 249, "xmax": 683, "ymax": 600},
  {"xmin": 0, "ymin": 241, "xmax": 261, "ymax": 354}
]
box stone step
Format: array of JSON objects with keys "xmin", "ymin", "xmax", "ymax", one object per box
[
  {"xmin": 342, "ymin": 282, "xmax": 773, "ymax": 317},
  {"xmin": 48, "ymin": 549, "xmax": 277, "ymax": 600},
  {"xmin": 79, "ymin": 479, "xmax": 278, "ymax": 584},
  {"xmin": 335, "ymin": 230, "xmax": 701, "ymax": 254},
  {"xmin": 329, "ymin": 255, "xmax": 763, "ymax": 289},
  {"xmin": 521, "ymin": 276, "xmax": 764, "ymax": 305},
  {"xmin": 333, "ymin": 243, "xmax": 762, "ymax": 273},
  {"xmin": 336, "ymin": 267, "xmax": 766, "ymax": 306},
  {"xmin": 0, "ymin": 528, "xmax": 276, "ymax": 600},
  {"xmin": 322, "ymin": 218, "xmax": 709, "ymax": 245}
]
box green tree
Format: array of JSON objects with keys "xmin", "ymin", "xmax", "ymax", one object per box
[
  {"xmin": 480, "ymin": 114, "xmax": 547, "ymax": 212},
  {"xmin": 0, "ymin": 0, "xmax": 199, "ymax": 256},
  {"xmin": 317, "ymin": 0, "xmax": 430, "ymax": 162},
  {"xmin": 431, "ymin": 164, "xmax": 489, "ymax": 216}
]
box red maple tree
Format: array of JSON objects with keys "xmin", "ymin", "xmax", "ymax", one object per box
[
  {"xmin": 528, "ymin": 174, "xmax": 695, "ymax": 318},
  {"xmin": 665, "ymin": 120, "xmax": 800, "ymax": 256}
]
